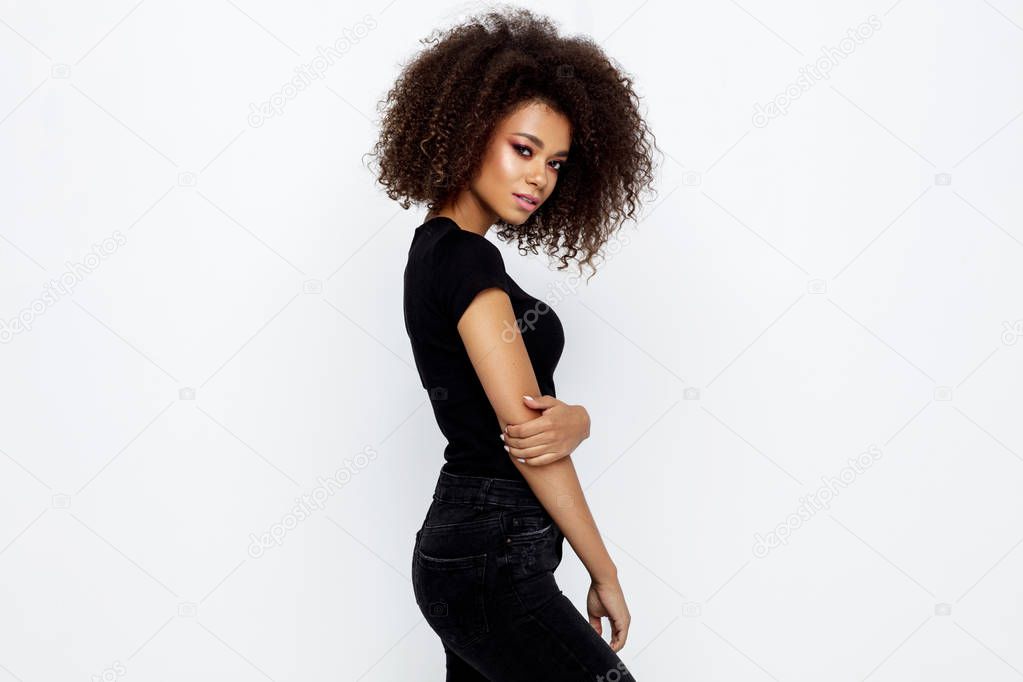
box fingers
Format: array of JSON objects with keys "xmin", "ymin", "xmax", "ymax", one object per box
[
  {"xmin": 504, "ymin": 415, "xmax": 552, "ymax": 439},
  {"xmin": 609, "ymin": 626, "xmax": 622, "ymax": 651},
  {"xmin": 502, "ymin": 433, "xmax": 557, "ymax": 459},
  {"xmin": 589, "ymin": 614, "xmax": 602, "ymax": 636},
  {"xmin": 505, "ymin": 443, "xmax": 564, "ymax": 465},
  {"xmin": 523, "ymin": 394, "xmax": 561, "ymax": 409},
  {"xmin": 500, "ymin": 430, "xmax": 549, "ymax": 450},
  {"xmin": 517, "ymin": 452, "xmax": 567, "ymax": 466},
  {"xmin": 610, "ymin": 616, "xmax": 630, "ymax": 652}
]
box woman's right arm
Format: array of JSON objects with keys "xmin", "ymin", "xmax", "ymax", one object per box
[{"xmin": 456, "ymin": 286, "xmax": 632, "ymax": 650}]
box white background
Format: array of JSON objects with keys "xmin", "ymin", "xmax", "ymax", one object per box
[{"xmin": 1, "ymin": 0, "xmax": 1022, "ymax": 680}]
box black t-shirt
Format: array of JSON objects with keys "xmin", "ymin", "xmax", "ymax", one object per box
[{"xmin": 403, "ymin": 215, "xmax": 565, "ymax": 480}]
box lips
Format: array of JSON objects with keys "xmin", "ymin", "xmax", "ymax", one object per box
[
  {"xmin": 512, "ymin": 194, "xmax": 538, "ymax": 212},
  {"xmin": 513, "ymin": 193, "xmax": 538, "ymax": 208}
]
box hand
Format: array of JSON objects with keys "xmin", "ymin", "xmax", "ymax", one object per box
[
  {"xmin": 587, "ymin": 575, "xmax": 631, "ymax": 652},
  {"xmin": 502, "ymin": 395, "xmax": 590, "ymax": 466}
]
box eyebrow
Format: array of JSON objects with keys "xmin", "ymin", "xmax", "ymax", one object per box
[{"xmin": 512, "ymin": 132, "xmax": 570, "ymax": 157}]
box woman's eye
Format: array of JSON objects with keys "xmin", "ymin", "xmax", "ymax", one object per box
[{"xmin": 514, "ymin": 143, "xmax": 563, "ymax": 171}]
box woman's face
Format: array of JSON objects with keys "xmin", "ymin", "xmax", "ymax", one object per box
[{"xmin": 469, "ymin": 100, "xmax": 572, "ymax": 227}]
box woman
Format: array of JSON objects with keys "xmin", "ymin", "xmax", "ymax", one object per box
[{"xmin": 368, "ymin": 7, "xmax": 657, "ymax": 680}]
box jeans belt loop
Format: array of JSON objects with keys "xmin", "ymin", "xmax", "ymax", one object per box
[{"xmin": 474, "ymin": 479, "xmax": 492, "ymax": 511}]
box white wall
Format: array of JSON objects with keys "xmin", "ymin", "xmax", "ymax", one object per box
[{"xmin": 1, "ymin": 0, "xmax": 1021, "ymax": 679}]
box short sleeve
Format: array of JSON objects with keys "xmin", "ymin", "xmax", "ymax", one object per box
[{"xmin": 435, "ymin": 231, "xmax": 510, "ymax": 325}]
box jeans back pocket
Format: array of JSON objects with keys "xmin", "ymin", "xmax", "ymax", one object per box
[{"xmin": 413, "ymin": 549, "xmax": 489, "ymax": 648}]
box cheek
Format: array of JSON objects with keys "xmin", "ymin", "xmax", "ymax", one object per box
[
  {"xmin": 477, "ymin": 149, "xmax": 520, "ymax": 194},
  {"xmin": 493, "ymin": 148, "xmax": 522, "ymax": 180}
]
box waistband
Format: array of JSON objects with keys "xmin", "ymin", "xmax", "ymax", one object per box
[{"xmin": 433, "ymin": 470, "xmax": 542, "ymax": 509}]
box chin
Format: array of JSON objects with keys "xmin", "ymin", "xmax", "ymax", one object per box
[{"xmin": 496, "ymin": 211, "xmax": 527, "ymax": 227}]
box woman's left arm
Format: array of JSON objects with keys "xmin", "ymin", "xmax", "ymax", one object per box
[{"xmin": 501, "ymin": 395, "xmax": 591, "ymax": 466}]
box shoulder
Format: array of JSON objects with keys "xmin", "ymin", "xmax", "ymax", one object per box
[
  {"xmin": 432, "ymin": 224, "xmax": 505, "ymax": 272},
  {"xmin": 421, "ymin": 222, "xmax": 510, "ymax": 325},
  {"xmin": 434, "ymin": 221, "xmax": 502, "ymax": 253}
]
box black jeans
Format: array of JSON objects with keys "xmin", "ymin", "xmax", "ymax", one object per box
[{"xmin": 412, "ymin": 470, "xmax": 636, "ymax": 681}]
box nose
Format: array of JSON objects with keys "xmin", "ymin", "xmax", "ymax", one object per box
[{"xmin": 527, "ymin": 160, "xmax": 548, "ymax": 193}]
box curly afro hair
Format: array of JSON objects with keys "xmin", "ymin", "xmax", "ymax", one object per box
[{"xmin": 366, "ymin": 6, "xmax": 659, "ymax": 280}]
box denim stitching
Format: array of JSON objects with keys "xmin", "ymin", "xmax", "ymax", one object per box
[
  {"xmin": 421, "ymin": 516, "xmax": 503, "ymax": 534},
  {"xmin": 505, "ymin": 522, "xmax": 555, "ymax": 543}
]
